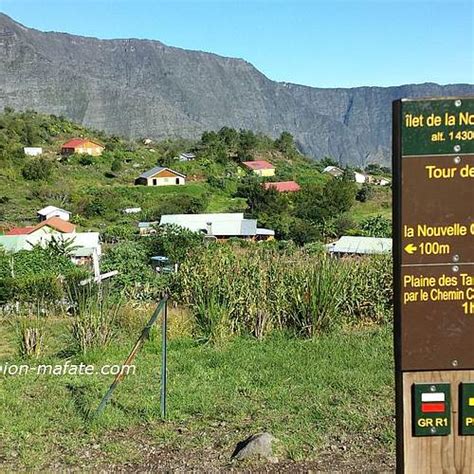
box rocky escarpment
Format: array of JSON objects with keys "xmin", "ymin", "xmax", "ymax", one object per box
[{"xmin": 0, "ymin": 13, "xmax": 472, "ymax": 166}]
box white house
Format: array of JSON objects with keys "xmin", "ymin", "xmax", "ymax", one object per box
[
  {"xmin": 323, "ymin": 166, "xmax": 366, "ymax": 184},
  {"xmin": 354, "ymin": 171, "xmax": 367, "ymax": 184},
  {"xmin": 37, "ymin": 206, "xmax": 71, "ymax": 222},
  {"xmin": 24, "ymin": 147, "xmax": 43, "ymax": 157},
  {"xmin": 135, "ymin": 167, "xmax": 186, "ymax": 186}
]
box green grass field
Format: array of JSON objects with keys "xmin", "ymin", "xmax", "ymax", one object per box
[{"xmin": 0, "ymin": 311, "xmax": 395, "ymax": 470}]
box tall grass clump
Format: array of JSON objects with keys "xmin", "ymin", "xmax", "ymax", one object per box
[
  {"xmin": 171, "ymin": 245, "xmax": 387, "ymax": 341},
  {"xmin": 286, "ymin": 256, "xmax": 350, "ymax": 336},
  {"xmin": 341, "ymin": 254, "xmax": 393, "ymax": 324},
  {"xmin": 67, "ymin": 283, "xmax": 120, "ymax": 354},
  {"xmin": 13, "ymin": 304, "xmax": 46, "ymax": 358}
]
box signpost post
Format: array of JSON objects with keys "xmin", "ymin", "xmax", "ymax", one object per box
[{"xmin": 393, "ymin": 97, "xmax": 474, "ymax": 472}]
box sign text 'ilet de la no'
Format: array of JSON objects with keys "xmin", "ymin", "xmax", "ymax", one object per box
[{"xmin": 393, "ymin": 97, "xmax": 474, "ymax": 472}]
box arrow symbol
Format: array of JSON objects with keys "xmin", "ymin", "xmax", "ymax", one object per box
[{"xmin": 404, "ymin": 243, "xmax": 418, "ymax": 254}]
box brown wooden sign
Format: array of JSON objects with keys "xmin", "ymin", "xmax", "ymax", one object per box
[
  {"xmin": 394, "ymin": 98, "xmax": 474, "ymax": 372},
  {"xmin": 393, "ymin": 97, "xmax": 474, "ymax": 473},
  {"xmin": 400, "ymin": 153, "xmax": 474, "ymax": 370}
]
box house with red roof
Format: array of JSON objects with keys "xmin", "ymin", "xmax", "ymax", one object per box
[
  {"xmin": 6, "ymin": 217, "xmax": 76, "ymax": 236},
  {"xmin": 241, "ymin": 160, "xmax": 275, "ymax": 177},
  {"xmin": 263, "ymin": 181, "xmax": 301, "ymax": 193},
  {"xmin": 6, "ymin": 226, "xmax": 36, "ymax": 236},
  {"xmin": 61, "ymin": 138, "xmax": 104, "ymax": 156}
]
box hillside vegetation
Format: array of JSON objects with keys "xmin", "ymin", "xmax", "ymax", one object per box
[
  {"xmin": 0, "ymin": 109, "xmax": 391, "ymax": 242},
  {"xmin": 0, "ymin": 109, "xmax": 396, "ymax": 470}
]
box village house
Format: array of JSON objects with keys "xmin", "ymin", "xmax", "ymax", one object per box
[
  {"xmin": 242, "ymin": 160, "xmax": 275, "ymax": 177},
  {"xmin": 263, "ymin": 181, "xmax": 301, "ymax": 193},
  {"xmin": 322, "ymin": 165, "xmax": 367, "ymax": 184},
  {"xmin": 6, "ymin": 217, "xmax": 76, "ymax": 236},
  {"xmin": 160, "ymin": 213, "xmax": 274, "ymax": 241},
  {"xmin": 37, "ymin": 205, "xmax": 71, "ymax": 222},
  {"xmin": 135, "ymin": 166, "xmax": 186, "ymax": 186},
  {"xmin": 61, "ymin": 138, "xmax": 104, "ymax": 156},
  {"xmin": 23, "ymin": 147, "xmax": 43, "ymax": 156}
]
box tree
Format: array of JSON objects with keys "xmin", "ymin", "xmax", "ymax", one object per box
[
  {"xmin": 365, "ymin": 163, "xmax": 383, "ymax": 175},
  {"xmin": 236, "ymin": 130, "xmax": 257, "ymax": 161},
  {"xmin": 360, "ymin": 215, "xmax": 392, "ymax": 237},
  {"xmin": 296, "ymin": 178, "xmax": 356, "ymax": 225},
  {"xmin": 321, "ymin": 177, "xmax": 357, "ymax": 216},
  {"xmin": 235, "ymin": 178, "xmax": 287, "ymax": 215},
  {"xmin": 288, "ymin": 218, "xmax": 321, "ymax": 245},
  {"xmin": 218, "ymin": 127, "xmax": 239, "ymax": 151},
  {"xmin": 274, "ymin": 131, "xmax": 296, "ymax": 155},
  {"xmin": 147, "ymin": 224, "xmax": 202, "ymax": 263},
  {"xmin": 341, "ymin": 166, "xmax": 356, "ymax": 182},
  {"xmin": 24, "ymin": 122, "xmax": 40, "ymax": 147},
  {"xmin": 319, "ymin": 156, "xmax": 339, "ymax": 168}
]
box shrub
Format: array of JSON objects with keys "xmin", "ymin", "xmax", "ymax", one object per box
[
  {"xmin": 22, "ymin": 158, "xmax": 53, "ymax": 180},
  {"xmin": 111, "ymin": 158, "xmax": 122, "ymax": 172},
  {"xmin": 101, "ymin": 240, "xmax": 166, "ymax": 299},
  {"xmin": 356, "ymin": 183, "xmax": 374, "ymax": 202},
  {"xmin": 79, "ymin": 155, "xmax": 93, "ymax": 166}
]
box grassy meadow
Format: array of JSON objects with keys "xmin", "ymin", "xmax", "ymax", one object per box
[
  {"xmin": 0, "ymin": 311, "xmax": 395, "ymax": 470},
  {"xmin": 0, "ymin": 248, "xmax": 396, "ymax": 470}
]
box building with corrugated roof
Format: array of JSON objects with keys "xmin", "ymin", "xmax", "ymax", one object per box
[
  {"xmin": 6, "ymin": 217, "xmax": 76, "ymax": 236},
  {"xmin": 326, "ymin": 236, "xmax": 392, "ymax": 256},
  {"xmin": 159, "ymin": 213, "xmax": 274, "ymax": 240},
  {"xmin": 0, "ymin": 232, "xmax": 101, "ymax": 265},
  {"xmin": 263, "ymin": 181, "xmax": 301, "ymax": 193}
]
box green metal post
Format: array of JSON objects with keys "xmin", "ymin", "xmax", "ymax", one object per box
[{"xmin": 160, "ymin": 297, "xmax": 168, "ymax": 419}]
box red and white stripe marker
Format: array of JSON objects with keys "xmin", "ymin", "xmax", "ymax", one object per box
[{"xmin": 421, "ymin": 392, "xmax": 446, "ymax": 413}]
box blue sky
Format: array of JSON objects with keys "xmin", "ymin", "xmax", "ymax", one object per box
[{"xmin": 1, "ymin": 0, "xmax": 472, "ymax": 88}]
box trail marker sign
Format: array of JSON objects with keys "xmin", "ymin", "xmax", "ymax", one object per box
[{"xmin": 393, "ymin": 97, "xmax": 474, "ymax": 472}]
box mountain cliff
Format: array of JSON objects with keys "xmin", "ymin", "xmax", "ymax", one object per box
[{"xmin": 0, "ymin": 13, "xmax": 472, "ymax": 166}]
